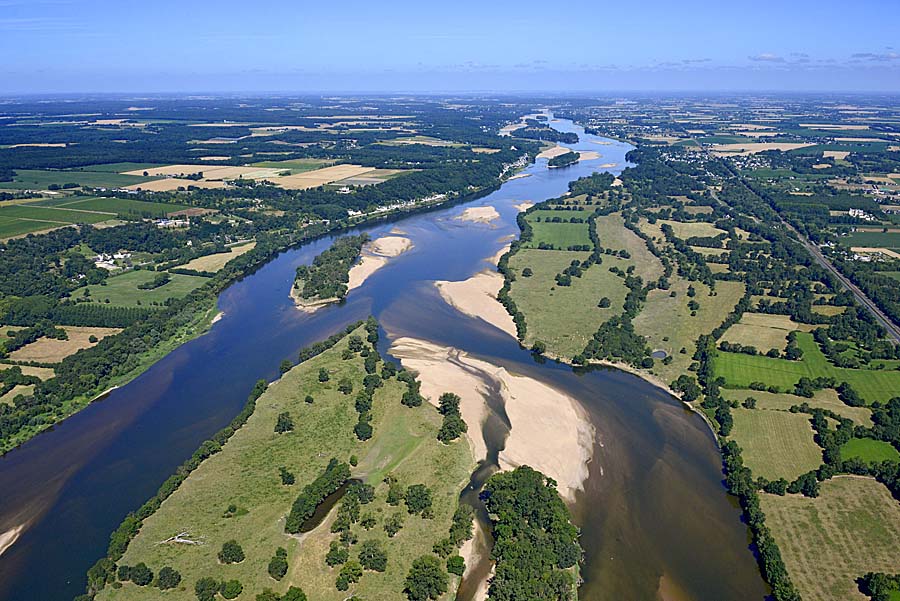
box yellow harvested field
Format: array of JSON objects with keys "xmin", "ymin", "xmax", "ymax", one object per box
[
  {"xmin": 9, "ymin": 326, "xmax": 121, "ymax": 364},
  {"xmin": 13, "ymin": 365, "xmax": 56, "ymax": 380},
  {"xmin": 799, "ymin": 123, "xmax": 870, "ymax": 130},
  {"xmin": 711, "ymin": 142, "xmax": 814, "ymax": 155},
  {"xmin": 123, "ymin": 165, "xmax": 282, "ymax": 180},
  {"xmin": 729, "ymin": 123, "xmax": 774, "ymax": 131},
  {"xmin": 472, "ymin": 147, "xmax": 501, "ymax": 154},
  {"xmin": 835, "ymin": 137, "xmax": 890, "ymax": 142},
  {"xmin": 762, "ymin": 476, "xmax": 900, "ymax": 601},
  {"xmin": 852, "ymin": 247, "xmax": 900, "ymax": 259},
  {"xmin": 721, "ymin": 313, "xmax": 818, "ymax": 351},
  {"xmin": 273, "ymin": 164, "xmax": 375, "ymax": 190},
  {"xmin": 812, "ymin": 163, "xmax": 832, "ymax": 169},
  {"xmin": 0, "ymin": 385, "xmax": 34, "ymax": 405},
  {"xmin": 823, "ymin": 150, "xmax": 850, "ymax": 160},
  {"xmin": 123, "ymin": 164, "xmax": 210, "ymax": 177},
  {"xmin": 180, "ymin": 241, "xmax": 256, "ymax": 272},
  {"xmin": 125, "ymin": 178, "xmax": 226, "ymax": 192}
]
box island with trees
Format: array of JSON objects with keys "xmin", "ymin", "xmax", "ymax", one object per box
[
  {"xmin": 548, "ymin": 151, "xmax": 580, "ymax": 169},
  {"xmin": 291, "ymin": 235, "xmax": 367, "ymax": 309}
]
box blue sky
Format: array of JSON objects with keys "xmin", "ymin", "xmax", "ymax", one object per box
[{"xmin": 2, "ymin": 0, "xmax": 899, "ymax": 93}]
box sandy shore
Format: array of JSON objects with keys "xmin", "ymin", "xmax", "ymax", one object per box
[
  {"xmin": 435, "ymin": 271, "xmax": 516, "ymax": 338},
  {"xmin": 600, "ymin": 162, "xmax": 619, "ymax": 168},
  {"xmin": 211, "ymin": 311, "xmax": 224, "ymax": 324},
  {"xmin": 578, "ymin": 151, "xmax": 601, "ymax": 161},
  {"xmin": 507, "ymin": 172, "xmax": 531, "ymax": 181},
  {"xmin": 513, "ymin": 201, "xmax": 534, "ymax": 212},
  {"xmin": 388, "ymin": 337, "xmax": 594, "ymax": 502},
  {"xmin": 0, "ymin": 524, "xmax": 24, "ymax": 558},
  {"xmin": 456, "ymin": 206, "xmax": 500, "ymax": 224}
]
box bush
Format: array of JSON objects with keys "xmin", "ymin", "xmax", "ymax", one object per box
[
  {"xmin": 157, "ymin": 566, "xmax": 181, "ymax": 590},
  {"xmin": 404, "ymin": 555, "xmax": 449, "ymax": 601},
  {"xmin": 268, "ymin": 547, "xmax": 288, "ymax": 580},
  {"xmin": 447, "ymin": 555, "xmax": 465, "ymax": 576},
  {"xmin": 318, "ymin": 368, "xmax": 330, "ymax": 382},
  {"xmin": 220, "ymin": 579, "xmax": 243, "ymax": 599},
  {"xmin": 218, "ymin": 540, "xmax": 245, "ymax": 564},
  {"xmin": 338, "ymin": 377, "xmax": 354, "ymax": 394},
  {"xmin": 275, "ymin": 412, "xmax": 294, "ymax": 433},
  {"xmin": 326, "ymin": 541, "xmax": 350, "ymax": 566},
  {"xmin": 195, "ymin": 577, "xmax": 219, "ymax": 601},
  {"xmin": 358, "ymin": 540, "xmax": 388, "ymax": 572},
  {"xmin": 336, "ymin": 560, "xmax": 362, "ymax": 591},
  {"xmin": 130, "ymin": 563, "xmax": 153, "ymax": 586},
  {"xmin": 405, "ymin": 484, "xmax": 432, "ymax": 515},
  {"xmin": 282, "ymin": 587, "xmax": 307, "ymax": 601},
  {"xmin": 385, "ymin": 512, "xmax": 404, "ymax": 537},
  {"xmin": 279, "ymin": 466, "xmax": 295, "ymax": 485}
]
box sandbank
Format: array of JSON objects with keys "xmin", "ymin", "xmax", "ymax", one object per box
[
  {"xmin": 577, "ymin": 151, "xmax": 601, "ymax": 161},
  {"xmin": 435, "ymin": 271, "xmax": 516, "ymax": 338},
  {"xmin": 0, "ymin": 524, "xmax": 23, "ymax": 557},
  {"xmin": 506, "ymin": 172, "xmax": 531, "ymax": 181},
  {"xmin": 346, "ymin": 235, "xmax": 413, "ymax": 291},
  {"xmin": 388, "ymin": 337, "xmax": 594, "ymax": 501},
  {"xmin": 458, "ymin": 521, "xmax": 490, "ymax": 601},
  {"xmin": 513, "ymin": 201, "xmax": 534, "ymax": 212},
  {"xmin": 600, "ymin": 162, "xmax": 619, "ymax": 169},
  {"xmin": 537, "ymin": 145, "xmax": 572, "ymax": 160},
  {"xmin": 456, "ymin": 206, "xmax": 500, "ymax": 224}
]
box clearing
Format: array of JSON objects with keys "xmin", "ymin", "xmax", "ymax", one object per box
[
  {"xmin": 729, "ymin": 408, "xmax": 822, "ymax": 481},
  {"xmin": 9, "ymin": 326, "xmax": 121, "ymax": 364}
]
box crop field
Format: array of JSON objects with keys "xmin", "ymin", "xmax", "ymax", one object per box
[
  {"xmin": 273, "ymin": 165, "xmax": 379, "ymax": 190},
  {"xmin": 249, "ymin": 159, "xmax": 331, "ymax": 173},
  {"xmin": 521, "ymin": 212, "xmax": 592, "ymax": 249},
  {"xmin": 0, "ymin": 216, "xmax": 63, "ymax": 238},
  {"xmin": 721, "ymin": 388, "xmax": 873, "ymax": 427},
  {"xmin": 100, "ymin": 329, "xmax": 473, "ymax": 601},
  {"xmin": 9, "ymin": 326, "xmax": 121, "ymax": 364},
  {"xmin": 847, "ymin": 231, "xmax": 900, "ymax": 248},
  {"xmin": 0, "ymin": 169, "xmax": 153, "ymax": 190},
  {"xmin": 840, "ymin": 438, "xmax": 900, "ymax": 464},
  {"xmin": 593, "ymin": 213, "xmax": 664, "ymax": 282},
  {"xmin": 761, "ymin": 476, "xmax": 900, "ymax": 601},
  {"xmin": 35, "ymin": 196, "xmax": 190, "ymax": 218},
  {"xmin": 0, "ymin": 203, "xmax": 113, "ymax": 224},
  {"xmin": 729, "ymin": 408, "xmax": 822, "ymax": 481},
  {"xmin": 721, "ymin": 313, "xmax": 818, "ymax": 353},
  {"xmin": 125, "ymin": 179, "xmax": 228, "ymax": 192},
  {"xmin": 81, "ymin": 270, "xmax": 209, "ymax": 308},
  {"xmin": 713, "ymin": 332, "xmax": 900, "ymax": 404},
  {"xmin": 180, "ymin": 242, "xmax": 256, "ymax": 273},
  {"xmin": 633, "ymin": 280, "xmax": 745, "ymax": 384},
  {"xmin": 509, "ymin": 249, "xmax": 628, "ymax": 359}
]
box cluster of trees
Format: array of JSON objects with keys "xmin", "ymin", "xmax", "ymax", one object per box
[
  {"xmin": 284, "ymin": 458, "xmax": 351, "ymax": 534},
  {"xmin": 136, "ymin": 272, "xmax": 171, "ymax": 290},
  {"xmin": 860, "ymin": 572, "xmax": 900, "ymax": 601},
  {"xmin": 293, "ymin": 235, "xmax": 367, "ymax": 301},
  {"xmin": 436, "ymin": 392, "xmax": 467, "ymax": 443},
  {"xmin": 547, "ymin": 151, "xmax": 580, "ymax": 169},
  {"xmin": 480, "ymin": 466, "xmax": 580, "ymax": 600}
]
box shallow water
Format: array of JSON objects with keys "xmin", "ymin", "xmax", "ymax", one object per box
[{"xmin": 0, "ymin": 118, "xmax": 767, "ymax": 600}]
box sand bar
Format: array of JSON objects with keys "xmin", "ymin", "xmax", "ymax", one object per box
[
  {"xmin": 389, "ymin": 337, "xmax": 593, "ymax": 501},
  {"xmin": 537, "ymin": 145, "xmax": 572, "ymax": 160},
  {"xmin": 456, "ymin": 206, "xmax": 500, "ymax": 224},
  {"xmin": 506, "ymin": 172, "xmax": 531, "ymax": 181},
  {"xmin": 577, "ymin": 151, "xmax": 601, "ymax": 161},
  {"xmin": 0, "ymin": 525, "xmax": 24, "ymax": 558},
  {"xmin": 435, "ymin": 271, "xmax": 516, "ymax": 338},
  {"xmin": 346, "ymin": 235, "xmax": 413, "ymax": 291},
  {"xmin": 513, "ymin": 201, "xmax": 534, "ymax": 212}
]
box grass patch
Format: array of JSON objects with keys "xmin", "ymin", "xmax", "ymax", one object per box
[
  {"xmin": 99, "ymin": 329, "xmax": 473, "ymax": 601},
  {"xmin": 0, "ymin": 216, "xmax": 63, "ymax": 238},
  {"xmin": 180, "ymin": 242, "xmax": 256, "ymax": 273},
  {"xmin": 847, "ymin": 231, "xmax": 900, "ymax": 247},
  {"xmin": 841, "ymin": 438, "xmax": 900, "ymax": 464},
  {"xmin": 721, "ymin": 388, "xmax": 873, "ymax": 427},
  {"xmin": 0, "ymin": 203, "xmax": 113, "ymax": 224},
  {"xmin": 594, "ymin": 213, "xmax": 664, "ymax": 282},
  {"xmin": 729, "ymin": 408, "xmax": 822, "ymax": 481},
  {"xmin": 0, "ymin": 168, "xmax": 152, "ymax": 190},
  {"xmin": 658, "ymin": 219, "xmax": 726, "ymax": 240},
  {"xmin": 52, "ymin": 197, "xmax": 189, "ymax": 218},
  {"xmin": 761, "ymin": 476, "xmax": 900, "ymax": 601},
  {"xmin": 721, "ymin": 313, "xmax": 818, "ymax": 353},
  {"xmin": 82, "ymin": 270, "xmax": 208, "ymax": 308},
  {"xmin": 509, "ymin": 249, "xmax": 627, "ymax": 359},
  {"xmin": 713, "ymin": 332, "xmax": 900, "ymax": 404}
]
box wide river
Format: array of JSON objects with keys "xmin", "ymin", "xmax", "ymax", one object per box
[{"xmin": 0, "ymin": 118, "xmax": 768, "ymax": 600}]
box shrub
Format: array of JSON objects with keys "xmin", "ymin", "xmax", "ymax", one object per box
[
  {"xmin": 220, "ymin": 579, "xmax": 243, "ymax": 599},
  {"xmin": 404, "ymin": 555, "xmax": 448, "ymax": 601},
  {"xmin": 405, "ymin": 484, "xmax": 432, "ymax": 515},
  {"xmin": 358, "ymin": 540, "xmax": 388, "ymax": 572},
  {"xmin": 130, "ymin": 563, "xmax": 153, "ymax": 586},
  {"xmin": 275, "ymin": 411, "xmax": 294, "ymax": 433},
  {"xmin": 195, "ymin": 577, "xmax": 219, "ymax": 601},
  {"xmin": 218, "ymin": 540, "xmax": 245, "ymax": 564},
  {"xmin": 268, "ymin": 548, "xmax": 288, "ymax": 580},
  {"xmin": 447, "ymin": 555, "xmax": 466, "ymax": 576},
  {"xmin": 157, "ymin": 566, "xmax": 181, "ymax": 590}
]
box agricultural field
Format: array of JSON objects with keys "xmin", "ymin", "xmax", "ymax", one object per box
[
  {"xmin": 508, "ymin": 249, "xmax": 628, "ymax": 359},
  {"xmin": 249, "ymin": 159, "xmax": 332, "ymax": 174},
  {"xmin": 721, "ymin": 313, "xmax": 818, "ymax": 353},
  {"xmin": 847, "ymin": 231, "xmax": 900, "ymax": 249},
  {"xmin": 0, "ymin": 168, "xmax": 153, "ymax": 190},
  {"xmin": 521, "ymin": 212, "xmax": 592, "ymax": 249},
  {"xmin": 593, "ymin": 213, "xmax": 664, "ymax": 282},
  {"xmin": 721, "ymin": 388, "xmax": 873, "ymax": 427},
  {"xmin": 729, "ymin": 408, "xmax": 822, "ymax": 481},
  {"xmin": 180, "ymin": 242, "xmax": 256, "ymax": 273},
  {"xmin": 840, "ymin": 438, "xmax": 900, "ymax": 464},
  {"xmin": 36, "ymin": 196, "xmax": 190, "ymax": 218},
  {"xmin": 658, "ymin": 219, "xmax": 726, "ymax": 240},
  {"xmin": 713, "ymin": 332, "xmax": 900, "ymax": 404},
  {"xmin": 761, "ymin": 476, "xmax": 900, "ymax": 601},
  {"xmin": 81, "ymin": 270, "xmax": 209, "ymax": 308},
  {"xmin": 8, "ymin": 326, "xmax": 121, "ymax": 364},
  {"xmin": 99, "ymin": 328, "xmax": 473, "ymax": 601}
]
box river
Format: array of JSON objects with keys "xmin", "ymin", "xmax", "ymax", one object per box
[{"xmin": 0, "ymin": 117, "xmax": 768, "ymax": 600}]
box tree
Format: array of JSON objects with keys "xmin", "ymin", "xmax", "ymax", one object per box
[
  {"xmin": 256, "ymin": 590, "xmax": 280, "ymax": 601},
  {"xmin": 438, "ymin": 392, "xmax": 461, "ymax": 416},
  {"xmin": 325, "ymin": 540, "xmax": 350, "ymax": 566},
  {"xmin": 405, "ymin": 484, "xmax": 433, "ymax": 515},
  {"xmin": 597, "ymin": 297, "xmax": 611, "ymax": 308},
  {"xmin": 279, "ymin": 466, "xmax": 295, "ymax": 485},
  {"xmin": 129, "ymin": 563, "xmax": 153, "ymax": 586},
  {"xmin": 304, "ymin": 394, "xmax": 314, "ymax": 404},
  {"xmin": 318, "ymin": 367, "xmax": 330, "ymax": 382},
  {"xmin": 268, "ymin": 548, "xmax": 288, "ymax": 580},
  {"xmin": 279, "ymin": 359, "xmax": 293, "ymax": 374},
  {"xmin": 405, "ymin": 555, "xmax": 449, "ymax": 601},
  {"xmin": 338, "ymin": 377, "xmax": 354, "ymax": 395},
  {"xmin": 157, "ymin": 566, "xmax": 181, "ymax": 590},
  {"xmin": 531, "ymin": 340, "xmax": 546, "ymax": 354},
  {"xmin": 437, "ymin": 415, "xmax": 467, "ymax": 443},
  {"xmin": 220, "ymin": 579, "xmax": 243, "ymax": 599},
  {"xmin": 522, "ymin": 267, "xmax": 533, "ymax": 277},
  {"xmin": 336, "ymin": 560, "xmax": 362, "ymax": 591},
  {"xmin": 358, "ymin": 540, "xmax": 388, "ymax": 572},
  {"xmin": 218, "ymin": 540, "xmax": 245, "ymax": 564},
  {"xmin": 282, "ymin": 587, "xmax": 308, "ymax": 601},
  {"xmin": 275, "ymin": 412, "xmax": 294, "ymax": 433},
  {"xmin": 195, "ymin": 577, "xmax": 219, "ymax": 601},
  {"xmin": 447, "ymin": 555, "xmax": 465, "ymax": 577},
  {"xmin": 385, "ymin": 512, "xmax": 405, "ymax": 537}
]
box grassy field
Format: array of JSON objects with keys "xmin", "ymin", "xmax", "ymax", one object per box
[
  {"xmin": 44, "ymin": 196, "xmax": 190, "ymax": 218},
  {"xmin": 721, "ymin": 388, "xmax": 873, "ymax": 427},
  {"xmin": 847, "ymin": 231, "xmax": 900, "ymax": 248},
  {"xmin": 508, "ymin": 249, "xmax": 628, "ymax": 359},
  {"xmin": 841, "ymin": 438, "xmax": 900, "ymax": 464},
  {"xmin": 99, "ymin": 328, "xmax": 473, "ymax": 601},
  {"xmin": 658, "ymin": 219, "xmax": 726, "ymax": 240},
  {"xmin": 0, "ymin": 168, "xmax": 153, "ymax": 190},
  {"xmin": 721, "ymin": 313, "xmax": 818, "ymax": 353},
  {"xmin": 521, "ymin": 212, "xmax": 592, "ymax": 249},
  {"xmin": 0, "ymin": 216, "xmax": 63, "ymax": 238},
  {"xmin": 82, "ymin": 270, "xmax": 208, "ymax": 308},
  {"xmin": 729, "ymin": 408, "xmax": 822, "ymax": 481},
  {"xmin": 0, "ymin": 203, "xmax": 113, "ymax": 224},
  {"xmin": 761, "ymin": 476, "xmax": 900, "ymax": 601},
  {"xmin": 633, "ymin": 280, "xmax": 745, "ymax": 384},
  {"xmin": 713, "ymin": 332, "xmax": 900, "ymax": 404},
  {"xmin": 180, "ymin": 242, "xmax": 256, "ymax": 273},
  {"xmin": 8, "ymin": 326, "xmax": 120, "ymax": 363},
  {"xmin": 593, "ymin": 213, "xmax": 664, "ymax": 282}
]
